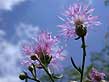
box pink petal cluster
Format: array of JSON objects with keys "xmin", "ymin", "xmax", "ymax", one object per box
[
  {"xmin": 58, "ymin": 3, "xmax": 101, "ymax": 38},
  {"xmin": 21, "ymin": 32, "xmax": 65, "ymax": 68},
  {"xmin": 35, "ymin": 32, "xmax": 57, "ymax": 57},
  {"xmin": 89, "ymin": 68, "xmax": 105, "ymax": 82}
]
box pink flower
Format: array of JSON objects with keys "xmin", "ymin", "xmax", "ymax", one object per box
[
  {"xmin": 89, "ymin": 68, "xmax": 105, "ymax": 82},
  {"xmin": 58, "ymin": 3, "xmax": 101, "ymax": 38},
  {"xmin": 21, "ymin": 32, "xmax": 65, "ymax": 69}
]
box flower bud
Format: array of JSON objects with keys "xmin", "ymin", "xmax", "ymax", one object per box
[
  {"xmin": 28, "ymin": 65, "xmax": 34, "ymax": 72},
  {"xmin": 75, "ymin": 24, "xmax": 87, "ymax": 37},
  {"xmin": 30, "ymin": 55, "xmax": 37, "ymax": 60},
  {"xmin": 41, "ymin": 54, "xmax": 52, "ymax": 66},
  {"xmin": 46, "ymin": 55, "xmax": 52, "ymax": 64},
  {"xmin": 19, "ymin": 72, "xmax": 27, "ymax": 80}
]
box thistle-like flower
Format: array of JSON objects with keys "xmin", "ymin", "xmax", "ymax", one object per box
[
  {"xmin": 21, "ymin": 32, "xmax": 65, "ymax": 69},
  {"xmin": 89, "ymin": 68, "xmax": 105, "ymax": 82},
  {"xmin": 58, "ymin": 3, "xmax": 101, "ymax": 38}
]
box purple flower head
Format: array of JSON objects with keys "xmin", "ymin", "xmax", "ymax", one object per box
[
  {"xmin": 58, "ymin": 3, "xmax": 101, "ymax": 38},
  {"xmin": 35, "ymin": 32, "xmax": 57, "ymax": 57},
  {"xmin": 21, "ymin": 31, "xmax": 65, "ymax": 69},
  {"xmin": 89, "ymin": 68, "xmax": 105, "ymax": 82}
]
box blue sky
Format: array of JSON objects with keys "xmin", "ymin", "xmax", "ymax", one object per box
[{"xmin": 0, "ymin": 0, "xmax": 109, "ymax": 82}]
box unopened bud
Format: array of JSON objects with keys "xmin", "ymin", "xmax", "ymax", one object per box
[
  {"xmin": 28, "ymin": 65, "xmax": 34, "ymax": 72},
  {"xmin": 30, "ymin": 55, "xmax": 37, "ymax": 60},
  {"xmin": 19, "ymin": 72, "xmax": 27, "ymax": 80},
  {"xmin": 75, "ymin": 24, "xmax": 87, "ymax": 37}
]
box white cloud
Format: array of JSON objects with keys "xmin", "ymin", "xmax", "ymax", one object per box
[
  {"xmin": 0, "ymin": 76, "xmax": 21, "ymax": 82},
  {"xmin": 0, "ymin": 23, "xmax": 39, "ymax": 82},
  {"xmin": 0, "ymin": 30, "xmax": 6, "ymax": 36},
  {"xmin": 0, "ymin": 0, "xmax": 26, "ymax": 11},
  {"xmin": 0, "ymin": 37, "xmax": 21, "ymax": 82},
  {"xmin": 0, "ymin": 30, "xmax": 6, "ymax": 41},
  {"xmin": 16, "ymin": 23, "xmax": 39, "ymax": 40}
]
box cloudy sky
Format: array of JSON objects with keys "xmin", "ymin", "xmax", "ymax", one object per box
[{"xmin": 0, "ymin": 0, "xmax": 109, "ymax": 82}]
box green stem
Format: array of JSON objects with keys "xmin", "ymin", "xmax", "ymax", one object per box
[
  {"xmin": 28, "ymin": 76, "xmax": 40, "ymax": 82},
  {"xmin": 30, "ymin": 64, "xmax": 40, "ymax": 82},
  {"xmin": 41, "ymin": 62, "xmax": 54, "ymax": 82},
  {"xmin": 33, "ymin": 64, "xmax": 37, "ymax": 78},
  {"xmin": 37, "ymin": 58, "xmax": 54, "ymax": 82},
  {"xmin": 80, "ymin": 37, "xmax": 86, "ymax": 82},
  {"xmin": 25, "ymin": 78, "xmax": 28, "ymax": 82}
]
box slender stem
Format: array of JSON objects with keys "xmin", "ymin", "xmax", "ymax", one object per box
[
  {"xmin": 80, "ymin": 37, "xmax": 86, "ymax": 82},
  {"xmin": 25, "ymin": 78, "xmax": 28, "ymax": 82},
  {"xmin": 23, "ymin": 72, "xmax": 28, "ymax": 82},
  {"xmin": 32, "ymin": 63, "xmax": 37, "ymax": 78},
  {"xmin": 37, "ymin": 58, "xmax": 55, "ymax": 82},
  {"xmin": 41, "ymin": 63, "xmax": 55, "ymax": 82},
  {"xmin": 28, "ymin": 76, "xmax": 40, "ymax": 82},
  {"xmin": 29, "ymin": 64, "xmax": 40, "ymax": 82}
]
